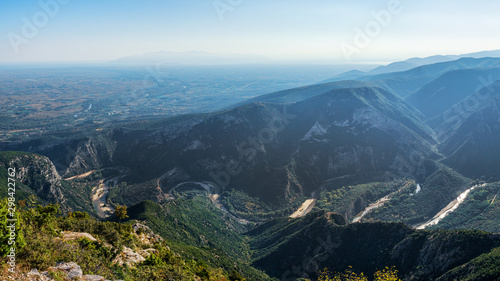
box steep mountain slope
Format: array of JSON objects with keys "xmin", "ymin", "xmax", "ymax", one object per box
[
  {"xmin": 405, "ymin": 68, "xmax": 500, "ymax": 119},
  {"xmin": 367, "ymin": 61, "xmax": 419, "ymax": 76},
  {"xmin": 278, "ymin": 87, "xmax": 439, "ymax": 197},
  {"xmin": 426, "ymin": 181, "xmax": 500, "ymax": 233},
  {"xmin": 0, "ymin": 134, "xmax": 118, "ymax": 178},
  {"xmin": 235, "ymin": 82, "xmax": 434, "ymax": 141},
  {"xmin": 1, "ymin": 85, "xmax": 441, "ymax": 221},
  {"xmin": 87, "ymin": 88, "xmax": 436, "ymax": 212},
  {"xmin": 440, "ymin": 97, "xmax": 500, "ymax": 179},
  {"xmin": 0, "ymin": 151, "xmax": 96, "ymax": 214},
  {"xmin": 231, "ymin": 80, "xmax": 377, "ymax": 106},
  {"xmin": 428, "ymin": 80, "xmax": 500, "ymax": 140},
  {"xmin": 436, "ymin": 246, "xmax": 500, "ymax": 281},
  {"xmin": 125, "ymin": 198, "xmax": 274, "ymax": 280},
  {"xmin": 0, "ymin": 151, "xmax": 63, "ymax": 202},
  {"xmin": 323, "ymin": 69, "xmax": 367, "ymax": 82},
  {"xmin": 361, "ymin": 165, "xmax": 472, "ymax": 225},
  {"xmin": 248, "ymin": 210, "xmax": 500, "ymax": 281}
]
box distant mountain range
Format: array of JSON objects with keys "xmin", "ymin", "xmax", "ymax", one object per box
[
  {"xmin": 326, "ymin": 49, "xmax": 500, "ymax": 80},
  {"xmin": 110, "ymin": 51, "xmax": 271, "ymax": 65},
  {"xmin": 323, "ymin": 57, "xmax": 500, "ymax": 97}
]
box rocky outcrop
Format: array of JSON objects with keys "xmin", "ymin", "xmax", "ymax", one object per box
[
  {"xmin": 132, "ymin": 223, "xmax": 164, "ymax": 246},
  {"xmin": 24, "ymin": 262, "xmax": 121, "ymax": 281},
  {"xmin": 18, "ymin": 226, "xmax": 159, "ymax": 280},
  {"xmin": 63, "ymin": 137, "xmax": 116, "ymax": 178},
  {"xmin": 49, "ymin": 262, "xmax": 83, "ymax": 280},
  {"xmin": 60, "ymin": 231, "xmax": 98, "ymax": 242},
  {"xmin": 112, "ymin": 246, "xmax": 147, "ymax": 266},
  {"xmin": 58, "ymin": 229, "xmax": 158, "ymax": 267},
  {"xmin": 9, "ymin": 154, "xmax": 64, "ymax": 202}
]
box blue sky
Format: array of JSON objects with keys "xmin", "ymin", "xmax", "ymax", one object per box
[{"xmin": 1, "ymin": 0, "xmax": 500, "ymax": 63}]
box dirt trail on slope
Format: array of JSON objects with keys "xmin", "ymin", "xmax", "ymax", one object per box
[
  {"xmin": 64, "ymin": 170, "xmax": 95, "ymax": 180},
  {"xmin": 290, "ymin": 191, "xmax": 319, "ymax": 219},
  {"xmin": 289, "ymin": 199, "xmax": 317, "ymax": 218}
]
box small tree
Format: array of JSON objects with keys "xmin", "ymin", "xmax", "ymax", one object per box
[
  {"xmin": 318, "ymin": 266, "xmax": 368, "ymax": 281},
  {"xmin": 373, "ymin": 266, "xmax": 400, "ymax": 281},
  {"xmin": 114, "ymin": 205, "xmax": 129, "ymax": 222},
  {"xmin": 318, "ymin": 266, "xmax": 400, "ymax": 281},
  {"xmin": 229, "ymin": 270, "xmax": 246, "ymax": 281}
]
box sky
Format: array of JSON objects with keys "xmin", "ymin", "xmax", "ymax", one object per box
[{"xmin": 1, "ymin": 0, "xmax": 500, "ymax": 64}]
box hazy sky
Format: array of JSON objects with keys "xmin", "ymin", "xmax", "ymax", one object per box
[{"xmin": 1, "ymin": 0, "xmax": 500, "ymax": 64}]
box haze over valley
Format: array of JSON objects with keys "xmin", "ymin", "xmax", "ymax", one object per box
[{"xmin": 2, "ymin": 1, "xmax": 500, "ymax": 280}]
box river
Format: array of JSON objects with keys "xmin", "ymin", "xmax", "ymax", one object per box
[
  {"xmin": 92, "ymin": 177, "xmax": 120, "ymax": 218},
  {"xmin": 415, "ymin": 183, "xmax": 486, "ymax": 229},
  {"xmin": 352, "ymin": 193, "xmax": 392, "ymax": 223}
]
